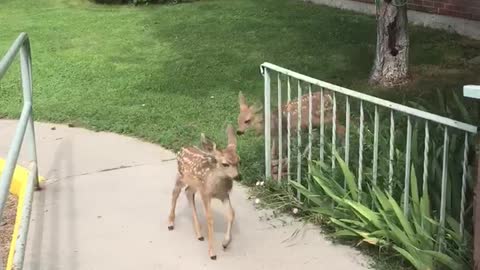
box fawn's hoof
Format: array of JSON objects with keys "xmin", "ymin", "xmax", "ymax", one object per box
[
  {"xmin": 198, "ymin": 236, "xmax": 204, "ymax": 241},
  {"xmin": 222, "ymin": 239, "xmax": 231, "ymax": 249},
  {"xmin": 168, "ymin": 225, "xmax": 174, "ymax": 231},
  {"xmin": 210, "ymin": 255, "xmax": 217, "ymax": 260}
]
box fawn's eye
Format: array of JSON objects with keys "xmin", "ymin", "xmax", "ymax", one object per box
[
  {"xmin": 222, "ymin": 163, "xmax": 230, "ymax": 167},
  {"xmin": 245, "ymin": 119, "xmax": 251, "ymax": 124}
]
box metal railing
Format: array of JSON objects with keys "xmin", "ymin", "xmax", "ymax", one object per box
[
  {"xmin": 0, "ymin": 33, "xmax": 40, "ymax": 270},
  {"xmin": 260, "ymin": 62, "xmax": 477, "ymax": 250}
]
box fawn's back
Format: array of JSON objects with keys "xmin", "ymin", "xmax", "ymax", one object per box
[
  {"xmin": 237, "ymin": 91, "xmax": 335, "ymax": 136},
  {"xmin": 277, "ymin": 91, "xmax": 334, "ymax": 132}
]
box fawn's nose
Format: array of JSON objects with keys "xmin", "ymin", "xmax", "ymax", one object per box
[
  {"xmin": 236, "ymin": 130, "xmax": 244, "ymax": 135},
  {"xmin": 233, "ymin": 174, "xmax": 242, "ymax": 181}
]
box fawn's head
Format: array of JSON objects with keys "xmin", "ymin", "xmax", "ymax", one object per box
[
  {"xmin": 200, "ymin": 124, "xmax": 240, "ymax": 180},
  {"xmin": 237, "ymin": 91, "xmax": 263, "ymax": 136}
]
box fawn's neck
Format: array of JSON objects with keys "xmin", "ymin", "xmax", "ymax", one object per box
[
  {"xmin": 253, "ymin": 114, "xmax": 264, "ymax": 135},
  {"xmin": 254, "ymin": 109, "xmax": 284, "ymax": 137}
]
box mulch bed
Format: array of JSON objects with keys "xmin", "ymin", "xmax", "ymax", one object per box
[{"xmin": 0, "ymin": 194, "xmax": 17, "ymax": 267}]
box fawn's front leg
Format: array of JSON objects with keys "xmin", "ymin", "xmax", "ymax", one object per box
[
  {"xmin": 222, "ymin": 196, "xmax": 235, "ymax": 249},
  {"xmin": 201, "ymin": 193, "xmax": 216, "ymax": 260},
  {"xmin": 271, "ymin": 135, "xmax": 288, "ymax": 180},
  {"xmin": 168, "ymin": 175, "xmax": 184, "ymax": 230},
  {"xmin": 322, "ymin": 114, "xmax": 346, "ymax": 141},
  {"xmin": 185, "ymin": 186, "xmax": 204, "ymax": 241},
  {"xmin": 271, "ymin": 134, "xmax": 278, "ymax": 160}
]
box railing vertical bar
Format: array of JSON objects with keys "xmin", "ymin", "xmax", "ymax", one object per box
[
  {"xmin": 277, "ymin": 73, "xmax": 283, "ymax": 182},
  {"xmin": 12, "ymin": 165, "xmax": 37, "ymax": 270},
  {"xmin": 373, "ymin": 105, "xmax": 379, "ymax": 186},
  {"xmin": 297, "ymin": 80, "xmax": 302, "ymax": 193},
  {"xmin": 459, "ymin": 132, "xmax": 469, "ymax": 240},
  {"xmin": 439, "ymin": 127, "xmax": 449, "ymax": 251},
  {"xmin": 389, "ymin": 111, "xmax": 395, "ymax": 194},
  {"xmin": 358, "ymin": 100, "xmax": 364, "ymax": 196},
  {"xmin": 331, "ymin": 92, "xmax": 337, "ymax": 170},
  {"xmin": 308, "ymin": 85, "xmax": 313, "ymax": 162},
  {"xmin": 345, "ymin": 96, "xmax": 350, "ymax": 169},
  {"xmin": 263, "ymin": 67, "xmax": 272, "ymax": 179},
  {"xmin": 20, "ymin": 43, "xmax": 39, "ymax": 188},
  {"xmin": 422, "ymin": 121, "xmax": 430, "ymax": 197},
  {"xmin": 344, "ymin": 96, "xmax": 350, "ymax": 189},
  {"xmin": 403, "ymin": 116, "xmax": 412, "ymax": 216},
  {"xmin": 287, "ymin": 77, "xmax": 292, "ymax": 183},
  {"xmin": 308, "ymin": 84, "xmax": 313, "ymax": 187},
  {"xmin": 320, "ymin": 88, "xmax": 325, "ymax": 163}
]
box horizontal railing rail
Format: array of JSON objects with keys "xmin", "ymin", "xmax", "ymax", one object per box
[{"xmin": 260, "ymin": 63, "xmax": 477, "ymax": 133}]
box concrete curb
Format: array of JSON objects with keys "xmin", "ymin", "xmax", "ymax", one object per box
[{"xmin": 0, "ymin": 159, "xmax": 45, "ymax": 270}]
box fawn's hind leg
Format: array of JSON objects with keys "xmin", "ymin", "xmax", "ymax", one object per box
[
  {"xmin": 222, "ymin": 196, "xmax": 235, "ymax": 249},
  {"xmin": 185, "ymin": 186, "xmax": 204, "ymax": 241},
  {"xmin": 200, "ymin": 193, "xmax": 216, "ymax": 260},
  {"xmin": 168, "ymin": 175, "xmax": 184, "ymax": 230}
]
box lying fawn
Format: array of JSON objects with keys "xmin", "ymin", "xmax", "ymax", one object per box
[
  {"xmin": 168, "ymin": 125, "xmax": 240, "ymax": 260},
  {"xmin": 236, "ymin": 91, "xmax": 345, "ymax": 176}
]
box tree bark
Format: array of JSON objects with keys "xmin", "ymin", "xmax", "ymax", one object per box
[{"xmin": 370, "ymin": 0, "xmax": 409, "ymax": 87}]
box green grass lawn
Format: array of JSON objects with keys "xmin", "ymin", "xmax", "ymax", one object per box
[
  {"xmin": 1, "ymin": 0, "xmax": 479, "ymax": 268},
  {"xmin": 1, "ymin": 0, "xmax": 479, "ymax": 183},
  {"xmin": 1, "ymin": 0, "xmax": 479, "ymax": 200}
]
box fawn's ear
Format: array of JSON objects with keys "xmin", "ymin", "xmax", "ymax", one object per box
[
  {"xmin": 200, "ymin": 133, "xmax": 216, "ymax": 152},
  {"xmin": 239, "ymin": 91, "xmax": 248, "ymax": 109},
  {"xmin": 250, "ymin": 104, "xmax": 263, "ymax": 114},
  {"xmin": 226, "ymin": 124, "xmax": 237, "ymax": 149}
]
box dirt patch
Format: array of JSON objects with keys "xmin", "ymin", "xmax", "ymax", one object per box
[{"xmin": 0, "ymin": 194, "xmax": 17, "ymax": 267}]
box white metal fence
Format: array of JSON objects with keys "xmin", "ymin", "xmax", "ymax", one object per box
[{"xmin": 260, "ymin": 62, "xmax": 477, "ymax": 249}]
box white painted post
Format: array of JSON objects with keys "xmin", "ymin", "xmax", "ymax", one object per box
[{"xmin": 463, "ymin": 84, "xmax": 480, "ymax": 268}]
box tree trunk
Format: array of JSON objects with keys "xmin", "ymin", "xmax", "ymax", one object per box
[{"xmin": 370, "ymin": 0, "xmax": 409, "ymax": 87}]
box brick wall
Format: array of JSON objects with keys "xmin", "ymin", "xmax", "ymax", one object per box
[{"xmin": 352, "ymin": 0, "xmax": 480, "ymax": 21}]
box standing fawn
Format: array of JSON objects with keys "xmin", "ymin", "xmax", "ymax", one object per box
[
  {"xmin": 168, "ymin": 125, "xmax": 240, "ymax": 260},
  {"xmin": 236, "ymin": 91, "xmax": 345, "ymax": 177}
]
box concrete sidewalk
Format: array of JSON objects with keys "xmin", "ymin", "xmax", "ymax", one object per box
[{"xmin": 0, "ymin": 120, "xmax": 369, "ymax": 270}]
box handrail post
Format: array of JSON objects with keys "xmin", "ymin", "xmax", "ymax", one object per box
[
  {"xmin": 262, "ymin": 66, "xmax": 272, "ymax": 179},
  {"xmin": 473, "ymin": 134, "xmax": 480, "ymax": 270},
  {"xmin": 20, "ymin": 39, "xmax": 39, "ymax": 189},
  {"xmin": 0, "ymin": 32, "xmax": 40, "ymax": 270},
  {"xmin": 464, "ymin": 84, "xmax": 480, "ymax": 270}
]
